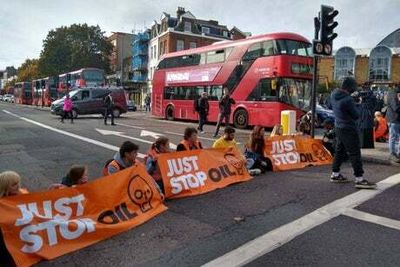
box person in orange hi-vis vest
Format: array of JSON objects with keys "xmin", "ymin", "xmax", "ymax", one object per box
[
  {"xmin": 145, "ymin": 137, "xmax": 171, "ymax": 193},
  {"xmin": 176, "ymin": 127, "xmax": 203, "ymax": 151},
  {"xmin": 374, "ymin": 111, "xmax": 388, "ymax": 142}
]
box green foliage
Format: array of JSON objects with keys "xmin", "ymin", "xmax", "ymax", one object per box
[
  {"xmin": 17, "ymin": 59, "xmax": 41, "ymax": 82},
  {"xmin": 38, "ymin": 24, "xmax": 112, "ymax": 77}
]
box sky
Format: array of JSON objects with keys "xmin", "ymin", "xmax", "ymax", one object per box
[{"xmin": 0, "ymin": 0, "xmax": 399, "ymax": 69}]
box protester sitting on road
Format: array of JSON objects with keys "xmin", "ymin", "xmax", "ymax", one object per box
[
  {"xmin": 244, "ymin": 125, "xmax": 271, "ymax": 174},
  {"xmin": 0, "ymin": 171, "xmax": 27, "ymax": 197},
  {"xmin": 374, "ymin": 111, "xmax": 388, "ymax": 143},
  {"xmin": 270, "ymin": 124, "xmax": 283, "ymax": 137},
  {"xmin": 50, "ymin": 165, "xmax": 90, "ymax": 190},
  {"xmin": 145, "ymin": 137, "xmax": 170, "ymax": 193},
  {"xmin": 212, "ymin": 126, "xmax": 239, "ymax": 150},
  {"xmin": 105, "ymin": 141, "xmax": 140, "ymax": 175},
  {"xmin": 177, "ymin": 127, "xmax": 203, "ymax": 151},
  {"xmin": 322, "ymin": 118, "xmax": 336, "ymax": 156}
]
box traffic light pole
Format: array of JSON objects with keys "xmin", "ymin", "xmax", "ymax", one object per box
[{"xmin": 310, "ymin": 55, "xmax": 318, "ymax": 138}]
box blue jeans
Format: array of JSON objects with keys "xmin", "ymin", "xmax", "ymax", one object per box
[{"xmin": 389, "ymin": 123, "xmax": 400, "ymax": 155}]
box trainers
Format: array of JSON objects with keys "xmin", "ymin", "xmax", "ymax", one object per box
[
  {"xmin": 389, "ymin": 154, "xmax": 400, "ymax": 164},
  {"xmin": 330, "ymin": 174, "xmax": 350, "ymax": 183},
  {"xmin": 249, "ymin": 168, "xmax": 262, "ymax": 176},
  {"xmin": 213, "ymin": 134, "xmax": 218, "ymax": 138},
  {"xmin": 355, "ymin": 179, "xmax": 377, "ymax": 189},
  {"xmin": 200, "ymin": 131, "xmax": 205, "ymax": 134}
]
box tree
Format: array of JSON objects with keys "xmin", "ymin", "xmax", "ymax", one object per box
[
  {"xmin": 17, "ymin": 59, "xmax": 41, "ymax": 82},
  {"xmin": 38, "ymin": 24, "xmax": 112, "ymax": 77}
]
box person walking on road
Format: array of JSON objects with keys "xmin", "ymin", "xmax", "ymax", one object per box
[
  {"xmin": 213, "ymin": 87, "xmax": 235, "ymax": 137},
  {"xmin": 104, "ymin": 92, "xmax": 115, "ymax": 125},
  {"xmin": 197, "ymin": 92, "xmax": 209, "ymax": 133},
  {"xmin": 61, "ymin": 94, "xmax": 73, "ymax": 123},
  {"xmin": 385, "ymin": 86, "xmax": 400, "ymax": 164},
  {"xmin": 145, "ymin": 94, "xmax": 151, "ymax": 112},
  {"xmin": 329, "ymin": 77, "xmax": 376, "ymax": 189}
]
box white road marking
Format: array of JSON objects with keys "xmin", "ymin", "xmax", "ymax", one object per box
[
  {"xmin": 203, "ymin": 173, "xmax": 400, "ymax": 267},
  {"xmin": 342, "ymin": 209, "xmax": 400, "ymax": 231},
  {"xmin": 140, "ymin": 130, "xmax": 164, "ymax": 139},
  {"xmin": 2, "ymin": 109, "xmax": 146, "ymax": 158},
  {"xmin": 116, "ymin": 122, "xmax": 145, "ymax": 129}
]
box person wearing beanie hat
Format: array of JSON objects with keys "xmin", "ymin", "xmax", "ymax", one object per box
[
  {"xmin": 328, "ymin": 76, "xmax": 376, "ymax": 189},
  {"xmin": 385, "ymin": 86, "xmax": 400, "ymax": 164}
]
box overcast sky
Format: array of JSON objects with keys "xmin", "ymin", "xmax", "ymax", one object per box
[{"xmin": 0, "ymin": 0, "xmax": 398, "ymax": 69}]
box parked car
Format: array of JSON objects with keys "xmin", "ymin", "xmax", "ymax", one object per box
[
  {"xmin": 315, "ymin": 104, "xmax": 335, "ymax": 127},
  {"xmin": 51, "ymin": 87, "xmax": 127, "ymax": 119},
  {"xmin": 127, "ymin": 100, "xmax": 137, "ymax": 111},
  {"xmin": 0, "ymin": 95, "xmax": 3, "ymax": 101},
  {"xmin": 3, "ymin": 94, "xmax": 14, "ymax": 103}
]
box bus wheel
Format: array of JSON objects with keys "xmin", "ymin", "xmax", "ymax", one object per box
[
  {"xmin": 166, "ymin": 105, "xmax": 174, "ymax": 121},
  {"xmin": 72, "ymin": 109, "xmax": 78, "ymax": 119},
  {"xmin": 234, "ymin": 109, "xmax": 248, "ymax": 129},
  {"xmin": 113, "ymin": 108, "xmax": 121, "ymax": 118}
]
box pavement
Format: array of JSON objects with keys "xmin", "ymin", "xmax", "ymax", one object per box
[{"xmin": 1, "ymin": 102, "xmax": 399, "ymax": 266}]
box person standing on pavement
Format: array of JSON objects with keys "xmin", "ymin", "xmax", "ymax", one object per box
[
  {"xmin": 329, "ymin": 77, "xmax": 376, "ymax": 189},
  {"xmin": 213, "ymin": 87, "xmax": 235, "ymax": 137},
  {"xmin": 197, "ymin": 92, "xmax": 209, "ymax": 133},
  {"xmin": 104, "ymin": 92, "xmax": 115, "ymax": 125},
  {"xmin": 61, "ymin": 94, "xmax": 73, "ymax": 123},
  {"xmin": 385, "ymin": 86, "xmax": 400, "ymax": 164},
  {"xmin": 145, "ymin": 94, "xmax": 151, "ymax": 112}
]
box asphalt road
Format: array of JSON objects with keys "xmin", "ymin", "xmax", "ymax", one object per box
[{"xmin": 1, "ymin": 102, "xmax": 399, "ymax": 267}]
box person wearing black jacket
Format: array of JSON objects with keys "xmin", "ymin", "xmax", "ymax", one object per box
[
  {"xmin": 104, "ymin": 93, "xmax": 115, "ymax": 125},
  {"xmin": 213, "ymin": 87, "xmax": 235, "ymax": 137},
  {"xmin": 197, "ymin": 92, "xmax": 209, "ymax": 133},
  {"xmin": 385, "ymin": 86, "xmax": 400, "ymax": 164},
  {"xmin": 329, "ymin": 77, "xmax": 376, "ymax": 189}
]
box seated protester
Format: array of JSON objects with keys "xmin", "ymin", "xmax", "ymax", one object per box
[
  {"xmin": 322, "ymin": 118, "xmax": 336, "ymax": 156},
  {"xmin": 105, "ymin": 141, "xmax": 140, "ymax": 175},
  {"xmin": 298, "ymin": 111, "xmax": 312, "ymax": 135},
  {"xmin": 212, "ymin": 126, "xmax": 239, "ymax": 150},
  {"xmin": 374, "ymin": 111, "xmax": 388, "ymax": 142},
  {"xmin": 244, "ymin": 125, "xmax": 272, "ymax": 174},
  {"xmin": 0, "ymin": 171, "xmax": 26, "ymax": 266},
  {"xmin": 270, "ymin": 124, "xmax": 283, "ymax": 137},
  {"xmin": 50, "ymin": 165, "xmax": 90, "ymax": 190},
  {"xmin": 176, "ymin": 127, "xmax": 203, "ymax": 151},
  {"xmin": 146, "ymin": 137, "xmax": 170, "ymax": 193}
]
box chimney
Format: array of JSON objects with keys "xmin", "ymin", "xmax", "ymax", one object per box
[{"xmin": 177, "ymin": 7, "xmax": 185, "ymax": 20}]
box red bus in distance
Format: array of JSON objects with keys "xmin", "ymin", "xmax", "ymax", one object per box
[
  {"xmin": 152, "ymin": 32, "xmax": 313, "ymax": 128},
  {"xmin": 58, "ymin": 68, "xmax": 105, "ymax": 93},
  {"xmin": 32, "ymin": 77, "xmax": 59, "ymax": 107},
  {"xmin": 14, "ymin": 82, "xmax": 33, "ymax": 105}
]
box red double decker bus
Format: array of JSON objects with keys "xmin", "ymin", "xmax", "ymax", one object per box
[
  {"xmin": 58, "ymin": 68, "xmax": 105, "ymax": 93},
  {"xmin": 32, "ymin": 77, "xmax": 59, "ymax": 107},
  {"xmin": 152, "ymin": 32, "xmax": 313, "ymax": 128},
  {"xmin": 14, "ymin": 82, "xmax": 33, "ymax": 105}
]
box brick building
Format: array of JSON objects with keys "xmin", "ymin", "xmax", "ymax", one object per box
[
  {"xmin": 147, "ymin": 7, "xmax": 249, "ymax": 92},
  {"xmin": 318, "ymin": 28, "xmax": 400, "ymax": 89}
]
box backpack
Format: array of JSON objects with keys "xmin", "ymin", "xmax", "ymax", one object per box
[
  {"xmin": 102, "ymin": 159, "xmax": 124, "ymax": 176},
  {"xmin": 194, "ymin": 98, "xmax": 200, "ymax": 112}
]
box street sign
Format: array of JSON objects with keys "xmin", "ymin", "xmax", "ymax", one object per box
[{"xmin": 313, "ymin": 40, "xmax": 333, "ymax": 56}]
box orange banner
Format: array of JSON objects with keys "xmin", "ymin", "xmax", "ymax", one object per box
[
  {"xmin": 0, "ymin": 164, "xmax": 167, "ymax": 267},
  {"xmin": 264, "ymin": 136, "xmax": 332, "ymax": 171},
  {"xmin": 157, "ymin": 148, "xmax": 252, "ymax": 199}
]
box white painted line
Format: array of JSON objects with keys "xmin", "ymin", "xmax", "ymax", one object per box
[
  {"xmin": 116, "ymin": 122, "xmax": 145, "ymax": 129},
  {"xmin": 342, "ymin": 209, "xmax": 400, "ymax": 231},
  {"xmin": 2, "ymin": 109, "xmax": 146, "ymax": 159},
  {"xmin": 203, "ymin": 173, "xmax": 400, "ymax": 267}
]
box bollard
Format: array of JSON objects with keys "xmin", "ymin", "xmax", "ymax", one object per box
[{"xmin": 281, "ymin": 110, "xmax": 297, "ymax": 135}]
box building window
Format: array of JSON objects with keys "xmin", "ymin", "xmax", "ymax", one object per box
[
  {"xmin": 334, "ymin": 47, "xmax": 356, "ymax": 81},
  {"xmin": 153, "ymin": 45, "xmax": 157, "ymax": 59},
  {"xmin": 112, "ymin": 40, "xmax": 117, "ymax": 47},
  {"xmin": 368, "ymin": 46, "xmax": 392, "ymax": 81},
  {"xmin": 177, "ymin": 40, "xmax": 184, "ymax": 51},
  {"xmin": 223, "ymin": 31, "xmax": 228, "ymax": 38},
  {"xmin": 184, "ymin": 22, "xmax": 191, "ymax": 32},
  {"xmin": 190, "ymin": 42, "xmax": 197, "ymax": 49},
  {"xmin": 202, "ymin": 27, "xmax": 210, "ymax": 34},
  {"xmin": 150, "ymin": 47, "xmax": 154, "ymax": 59}
]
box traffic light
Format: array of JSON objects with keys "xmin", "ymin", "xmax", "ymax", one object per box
[{"xmin": 320, "ymin": 5, "xmax": 339, "ymax": 50}]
